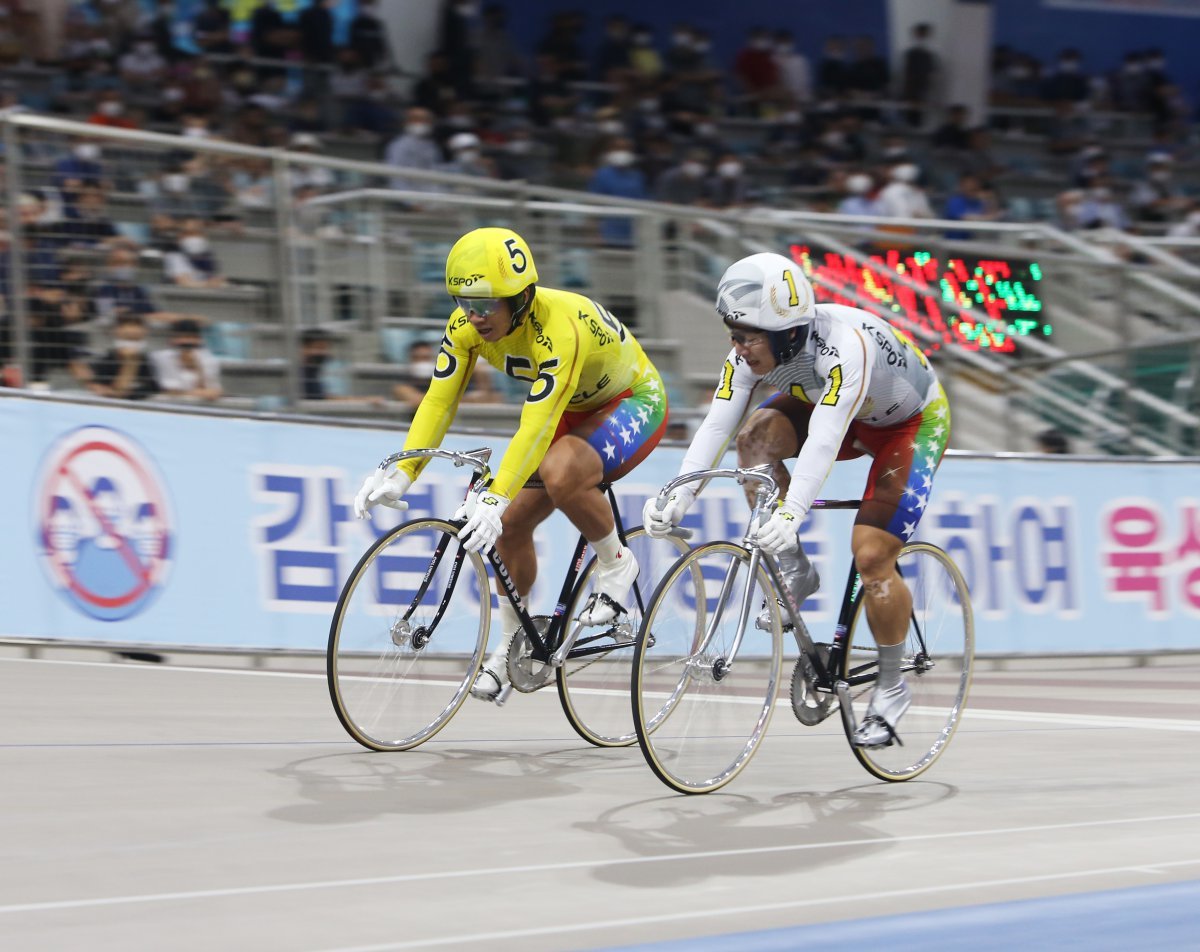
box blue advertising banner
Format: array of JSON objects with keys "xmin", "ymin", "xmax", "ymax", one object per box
[{"xmin": 2, "ymin": 395, "xmax": 1198, "ymax": 655}]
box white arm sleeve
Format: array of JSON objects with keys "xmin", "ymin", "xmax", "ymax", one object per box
[
  {"xmin": 784, "ymin": 326, "xmax": 872, "ymax": 515},
  {"xmin": 677, "ymin": 350, "xmax": 760, "ymax": 487}
]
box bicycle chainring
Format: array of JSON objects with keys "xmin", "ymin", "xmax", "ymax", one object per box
[
  {"xmin": 790, "ymin": 655, "xmax": 835, "ymax": 727},
  {"xmin": 507, "ymin": 615, "xmax": 556, "ymax": 693}
]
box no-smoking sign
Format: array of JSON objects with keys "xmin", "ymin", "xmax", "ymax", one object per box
[{"xmin": 34, "ymin": 425, "xmax": 175, "ymax": 621}]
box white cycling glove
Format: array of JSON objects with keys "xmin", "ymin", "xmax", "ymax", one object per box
[
  {"xmin": 456, "ymin": 489, "xmax": 510, "ymax": 554},
  {"xmin": 353, "ymin": 468, "xmax": 412, "ymax": 519},
  {"xmin": 754, "ymin": 502, "xmax": 804, "ymax": 557},
  {"xmin": 642, "ymin": 488, "xmax": 694, "ymax": 539}
]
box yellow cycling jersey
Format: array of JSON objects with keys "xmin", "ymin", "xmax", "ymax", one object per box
[{"xmin": 399, "ymin": 286, "xmax": 658, "ymax": 498}]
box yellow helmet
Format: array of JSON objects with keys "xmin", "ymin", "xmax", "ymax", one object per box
[{"xmin": 444, "ymin": 227, "xmax": 538, "ymax": 299}]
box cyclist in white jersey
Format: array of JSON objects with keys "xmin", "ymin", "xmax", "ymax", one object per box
[{"xmin": 644, "ymin": 252, "xmax": 951, "ymax": 748}]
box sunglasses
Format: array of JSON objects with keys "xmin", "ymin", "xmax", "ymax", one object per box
[{"xmin": 453, "ymin": 296, "xmax": 506, "ymax": 317}]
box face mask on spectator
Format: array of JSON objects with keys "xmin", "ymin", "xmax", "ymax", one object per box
[
  {"xmin": 99, "ymin": 100, "xmax": 124, "ymax": 117},
  {"xmin": 682, "ymin": 161, "xmax": 705, "ymax": 178},
  {"xmin": 457, "ymin": 149, "xmax": 480, "ymax": 162},
  {"xmin": 607, "ymin": 150, "xmax": 635, "ymax": 168},
  {"xmin": 183, "ymin": 126, "xmax": 209, "ymax": 139},
  {"xmin": 695, "ymin": 122, "xmax": 718, "ymax": 138},
  {"xmin": 407, "ymin": 123, "xmax": 432, "ymax": 137},
  {"xmin": 163, "ymin": 86, "xmax": 184, "ymax": 103},
  {"xmin": 599, "ymin": 119, "xmax": 624, "ymax": 135},
  {"xmin": 718, "ymin": 161, "xmax": 743, "ymax": 178},
  {"xmin": 846, "ymin": 174, "xmax": 872, "ymax": 194},
  {"xmin": 116, "ymin": 339, "xmax": 146, "ymax": 354},
  {"xmin": 75, "ymin": 143, "xmax": 101, "ymax": 161},
  {"xmin": 409, "ymin": 361, "xmax": 435, "ymax": 378},
  {"xmin": 892, "ymin": 164, "xmax": 919, "ymax": 183},
  {"xmin": 163, "ymin": 174, "xmax": 190, "ymax": 193},
  {"xmin": 181, "ymin": 235, "xmax": 210, "ymax": 256},
  {"xmin": 506, "ymin": 139, "xmax": 533, "ymax": 154},
  {"xmin": 110, "ymin": 266, "xmax": 136, "ymax": 282}
]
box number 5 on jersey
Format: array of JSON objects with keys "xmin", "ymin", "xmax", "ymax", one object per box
[{"xmin": 505, "ymin": 355, "xmax": 559, "ymax": 402}]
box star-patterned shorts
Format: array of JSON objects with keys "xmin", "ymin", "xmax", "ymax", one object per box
[
  {"xmin": 551, "ymin": 370, "xmax": 668, "ymax": 484},
  {"xmin": 759, "ymin": 383, "xmax": 951, "ymax": 542}
]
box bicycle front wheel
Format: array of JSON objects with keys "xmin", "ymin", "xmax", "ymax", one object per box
[
  {"xmin": 327, "ymin": 518, "xmax": 490, "ymax": 751},
  {"xmin": 841, "ymin": 542, "xmax": 974, "ymax": 781},
  {"xmin": 633, "ymin": 542, "xmax": 783, "ymax": 794},
  {"xmin": 557, "ymin": 527, "xmax": 692, "ymax": 748}
]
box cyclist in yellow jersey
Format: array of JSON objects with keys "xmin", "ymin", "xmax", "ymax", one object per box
[{"xmin": 353, "ymin": 228, "xmax": 669, "ymax": 701}]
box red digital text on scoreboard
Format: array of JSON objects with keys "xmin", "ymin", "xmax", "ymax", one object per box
[{"xmin": 788, "ymin": 244, "xmax": 1049, "ymax": 354}]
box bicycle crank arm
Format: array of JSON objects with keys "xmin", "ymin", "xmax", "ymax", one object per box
[{"xmin": 834, "ymin": 680, "xmax": 856, "ymax": 736}]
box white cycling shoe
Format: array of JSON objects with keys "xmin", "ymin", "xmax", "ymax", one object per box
[
  {"xmin": 470, "ymin": 632, "xmax": 515, "ymax": 703},
  {"xmin": 756, "ymin": 549, "xmax": 820, "ymax": 630},
  {"xmin": 852, "ymin": 680, "xmax": 912, "ymax": 748},
  {"xmin": 579, "ymin": 546, "xmax": 640, "ymax": 625}
]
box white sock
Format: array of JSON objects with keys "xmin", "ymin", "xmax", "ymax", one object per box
[
  {"xmin": 591, "ymin": 527, "xmax": 622, "ymax": 564},
  {"xmin": 498, "ymin": 600, "xmax": 522, "ymax": 639},
  {"xmin": 876, "ymin": 641, "xmax": 905, "ymax": 691}
]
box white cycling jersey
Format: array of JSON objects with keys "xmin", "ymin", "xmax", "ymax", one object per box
[{"xmin": 678, "ymin": 303, "xmax": 941, "ymax": 516}]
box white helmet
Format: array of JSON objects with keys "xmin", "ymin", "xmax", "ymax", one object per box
[{"xmin": 715, "ymin": 252, "xmax": 815, "ymax": 333}]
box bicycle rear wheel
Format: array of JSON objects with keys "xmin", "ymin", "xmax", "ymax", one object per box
[
  {"xmin": 840, "ymin": 542, "xmax": 974, "ymax": 781},
  {"xmin": 327, "ymin": 518, "xmax": 489, "ymax": 751},
  {"xmin": 633, "ymin": 542, "xmax": 783, "ymax": 794},
  {"xmin": 557, "ymin": 527, "xmax": 691, "ymax": 748}
]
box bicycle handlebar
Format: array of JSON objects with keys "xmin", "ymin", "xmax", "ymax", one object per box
[
  {"xmin": 656, "ymin": 464, "xmax": 781, "ymax": 510},
  {"xmin": 378, "ymin": 447, "xmax": 493, "ymax": 477}
]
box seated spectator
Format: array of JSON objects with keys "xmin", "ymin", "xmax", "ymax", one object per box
[
  {"xmin": 53, "ymin": 140, "xmax": 105, "ymax": 202},
  {"xmin": 50, "ymin": 183, "xmax": 119, "ymax": 250},
  {"xmin": 944, "ymin": 173, "xmax": 1002, "ymax": 239},
  {"xmin": 706, "ymin": 153, "xmax": 751, "ymax": 209},
  {"xmin": 83, "ymin": 313, "xmax": 159, "ymax": 401},
  {"xmin": 443, "ymin": 133, "xmax": 497, "ymax": 179},
  {"xmin": 93, "ymin": 243, "xmax": 194, "ymax": 327},
  {"xmin": 875, "ymin": 163, "xmax": 934, "ymax": 219},
  {"xmin": 734, "ymin": 27, "xmax": 779, "ymax": 109},
  {"xmin": 30, "ymin": 284, "xmax": 91, "ymax": 386},
  {"xmin": 392, "ymin": 339, "xmax": 500, "ymax": 407},
  {"xmin": 151, "ymin": 318, "xmax": 223, "ymax": 402},
  {"xmin": 774, "ymin": 30, "xmax": 813, "ymax": 106},
  {"xmin": 1075, "ymin": 178, "xmax": 1128, "ymax": 231},
  {"xmin": 655, "ymin": 150, "xmax": 710, "ymax": 207},
  {"xmin": 837, "ymin": 173, "xmax": 880, "ymax": 216},
  {"xmin": 118, "ymin": 36, "xmax": 167, "ymax": 92},
  {"xmin": 629, "ymin": 24, "xmax": 663, "ymax": 80},
  {"xmin": 163, "ymin": 219, "xmax": 227, "ymax": 289},
  {"xmin": 1130, "ymin": 154, "xmax": 1190, "ymax": 224},
  {"xmin": 384, "ymin": 107, "xmax": 443, "ymax": 192},
  {"xmin": 88, "ymin": 89, "xmax": 137, "ymax": 129},
  {"xmin": 587, "ymin": 138, "xmax": 648, "ymax": 245},
  {"xmin": 300, "ymin": 328, "xmax": 384, "ymax": 405},
  {"xmin": 348, "ymin": 0, "xmax": 394, "ymax": 70},
  {"xmin": 495, "ymin": 124, "xmax": 552, "ymax": 182},
  {"xmin": 931, "ymin": 104, "xmax": 971, "ymax": 152}
]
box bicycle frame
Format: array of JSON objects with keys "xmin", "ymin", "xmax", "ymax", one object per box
[
  {"xmin": 651, "ymin": 466, "xmax": 934, "ymax": 692},
  {"xmin": 376, "ymin": 447, "xmax": 643, "ymax": 668}
]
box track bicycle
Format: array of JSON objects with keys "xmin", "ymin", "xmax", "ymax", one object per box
[
  {"xmin": 327, "ymin": 447, "xmax": 691, "ymax": 752},
  {"xmin": 632, "ymin": 464, "xmax": 975, "ymax": 794}
]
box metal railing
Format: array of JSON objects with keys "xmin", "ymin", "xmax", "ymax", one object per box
[{"xmin": 3, "ymin": 110, "xmax": 1199, "ymax": 453}]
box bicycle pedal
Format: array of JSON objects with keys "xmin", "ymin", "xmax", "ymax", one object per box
[{"xmin": 493, "ymin": 683, "xmax": 514, "ymax": 707}]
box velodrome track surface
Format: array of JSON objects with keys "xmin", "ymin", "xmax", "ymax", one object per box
[{"xmin": 2, "ymin": 650, "xmax": 1199, "ymax": 951}]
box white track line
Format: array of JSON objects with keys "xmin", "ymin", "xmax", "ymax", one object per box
[
  {"xmin": 5, "ymin": 658, "xmax": 1199, "ymax": 733},
  {"xmin": 318, "ymin": 858, "xmax": 1200, "ymax": 951},
  {"xmin": 2, "ymin": 812, "xmax": 1198, "ymax": 917}
]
